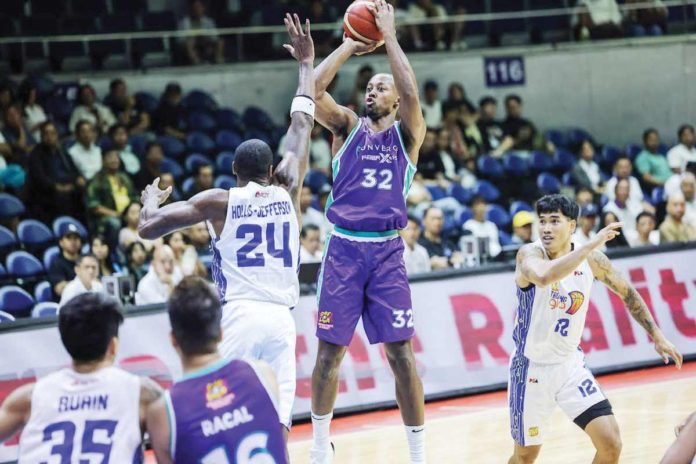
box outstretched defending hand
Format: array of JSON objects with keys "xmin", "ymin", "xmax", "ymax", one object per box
[
  {"xmin": 141, "ymin": 177, "xmax": 172, "ymax": 206},
  {"xmin": 367, "ymin": 0, "xmax": 397, "ymax": 38},
  {"xmin": 283, "ymin": 13, "xmax": 314, "ymax": 64}
]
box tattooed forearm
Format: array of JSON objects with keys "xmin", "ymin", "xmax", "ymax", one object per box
[{"xmin": 623, "ymin": 286, "xmax": 656, "ymax": 335}]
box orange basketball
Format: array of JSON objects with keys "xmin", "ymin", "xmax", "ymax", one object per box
[{"xmin": 343, "ymin": 0, "xmax": 383, "ymax": 44}]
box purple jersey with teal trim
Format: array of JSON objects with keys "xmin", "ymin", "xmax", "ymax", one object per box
[
  {"xmin": 327, "ymin": 118, "xmax": 417, "ymax": 231},
  {"xmin": 167, "ymin": 359, "xmax": 287, "ymax": 464}
]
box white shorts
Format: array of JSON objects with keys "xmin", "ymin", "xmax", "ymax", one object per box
[
  {"xmin": 509, "ymin": 349, "xmax": 609, "ymax": 446},
  {"xmin": 219, "ymin": 299, "xmax": 296, "ymax": 429}
]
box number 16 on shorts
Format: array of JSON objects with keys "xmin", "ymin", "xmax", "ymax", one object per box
[{"xmin": 392, "ymin": 309, "xmax": 414, "ymax": 329}]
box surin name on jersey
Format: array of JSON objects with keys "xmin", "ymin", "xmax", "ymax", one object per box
[
  {"xmin": 201, "ymin": 406, "xmax": 254, "ymax": 437},
  {"xmin": 58, "ymin": 394, "xmax": 109, "ymax": 412},
  {"xmin": 229, "ymin": 201, "xmax": 292, "ymax": 220}
]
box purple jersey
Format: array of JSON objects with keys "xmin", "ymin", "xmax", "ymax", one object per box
[
  {"xmin": 326, "ymin": 118, "xmax": 417, "ymax": 232},
  {"xmin": 166, "ymin": 359, "xmax": 287, "ymax": 464}
]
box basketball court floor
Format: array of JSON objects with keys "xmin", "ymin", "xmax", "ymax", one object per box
[{"xmin": 287, "ymin": 361, "xmax": 696, "ymax": 463}]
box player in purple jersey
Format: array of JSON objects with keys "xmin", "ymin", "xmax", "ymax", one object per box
[
  {"xmin": 309, "ymin": 1, "xmax": 427, "ymax": 463},
  {"xmin": 146, "ymin": 277, "xmax": 288, "ymax": 464}
]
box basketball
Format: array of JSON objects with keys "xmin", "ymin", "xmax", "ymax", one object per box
[{"xmin": 343, "ymin": 0, "xmax": 383, "ymax": 44}]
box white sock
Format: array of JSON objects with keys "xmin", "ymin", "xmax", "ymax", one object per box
[
  {"xmin": 311, "ymin": 411, "xmax": 333, "ymax": 448},
  {"xmin": 405, "ymin": 425, "xmax": 426, "ymax": 464}
]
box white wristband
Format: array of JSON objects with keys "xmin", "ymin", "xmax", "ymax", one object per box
[{"xmin": 290, "ymin": 95, "xmax": 315, "ymax": 118}]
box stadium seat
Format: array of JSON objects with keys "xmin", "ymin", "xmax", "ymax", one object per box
[
  {"xmin": 530, "ymin": 151, "xmax": 554, "ymax": 172},
  {"xmin": 17, "ymin": 219, "xmax": 55, "ymax": 254},
  {"xmin": 458, "ymin": 207, "xmax": 473, "ymax": 226},
  {"xmin": 182, "ymin": 177, "xmax": 194, "ymax": 194},
  {"xmin": 473, "ymin": 180, "xmax": 501, "ymax": 202},
  {"xmin": 129, "ymin": 134, "xmax": 149, "ymax": 158},
  {"xmin": 71, "ymin": 0, "xmax": 108, "ymax": 16},
  {"xmin": 34, "ymin": 281, "xmax": 53, "ymax": 303},
  {"xmin": 426, "ymin": 185, "xmax": 445, "ymax": 201},
  {"xmin": 185, "ymin": 153, "xmax": 212, "ymax": 174},
  {"xmin": 537, "ymin": 173, "xmax": 561, "ymax": 194},
  {"xmin": 216, "ymin": 130, "xmax": 244, "ymax": 152},
  {"xmin": 92, "ymin": 15, "xmax": 135, "ymax": 70},
  {"xmin": 52, "ymin": 217, "xmax": 88, "ymax": 241},
  {"xmin": 133, "ymin": 12, "xmax": 176, "ymax": 67},
  {"xmin": 29, "ymin": 75, "xmax": 55, "ymax": 100},
  {"xmin": 243, "ymin": 106, "xmax": 275, "ymax": 132},
  {"xmin": 0, "ymin": 226, "xmax": 17, "ymax": 260},
  {"xmin": 135, "ymin": 91, "xmax": 159, "ymax": 114},
  {"xmin": 625, "ymin": 143, "xmax": 642, "ymax": 161},
  {"xmin": 503, "ymin": 153, "xmax": 528, "ymax": 177},
  {"xmin": 98, "ymin": 135, "xmax": 113, "ymax": 152},
  {"xmin": 160, "ymin": 158, "xmax": 185, "ymax": 180},
  {"xmin": 528, "ymin": 0, "xmax": 570, "ymax": 43},
  {"xmin": 187, "ymin": 131, "xmax": 216, "ymax": 154},
  {"xmin": 0, "ymin": 193, "xmax": 26, "ymax": 220},
  {"xmin": 498, "ymin": 230, "xmax": 513, "ymax": 247},
  {"xmin": 44, "ymin": 96, "xmax": 74, "ymax": 122},
  {"xmin": 651, "ymin": 186, "xmax": 665, "ymax": 205},
  {"xmin": 0, "ymin": 285, "xmax": 35, "ymax": 317},
  {"xmin": 442, "ymin": 212, "xmax": 460, "ymax": 236},
  {"xmin": 216, "ymin": 109, "xmax": 245, "ymax": 132},
  {"xmin": 0, "ymin": 310, "xmax": 15, "ymax": 323},
  {"xmin": 509, "ymin": 201, "xmax": 533, "ymax": 216},
  {"xmin": 244, "ymin": 128, "xmax": 272, "ymax": 146},
  {"xmin": 658, "ymin": 143, "xmax": 670, "ymax": 155},
  {"xmin": 187, "ymin": 112, "xmax": 217, "ymax": 133},
  {"xmin": 487, "ymin": 204, "xmax": 511, "ymax": 229},
  {"xmin": 216, "ymin": 151, "xmax": 236, "ymax": 175},
  {"xmin": 447, "ymin": 183, "xmax": 472, "ymax": 205},
  {"xmin": 553, "ymin": 149, "xmax": 575, "ymax": 173},
  {"xmin": 158, "ymin": 136, "xmax": 186, "ymax": 159},
  {"xmin": 305, "ymin": 170, "xmax": 329, "ymax": 194},
  {"xmin": 43, "ymin": 246, "xmax": 60, "ymax": 271},
  {"xmin": 544, "ymin": 130, "xmax": 567, "ymax": 149},
  {"xmin": 214, "ymin": 175, "xmax": 237, "ymax": 190},
  {"xmin": 477, "ymin": 155, "xmax": 504, "ymax": 179},
  {"xmin": 600, "ymin": 145, "xmax": 622, "ymax": 170},
  {"xmin": 183, "ymin": 90, "xmax": 218, "ymax": 113},
  {"xmin": 566, "ymin": 128, "xmax": 595, "ymax": 148},
  {"xmin": 7, "ymin": 250, "xmax": 44, "ymax": 280},
  {"xmin": 0, "ymin": 263, "xmax": 9, "ymax": 286},
  {"xmin": 32, "ymin": 302, "xmax": 59, "ymax": 318},
  {"xmin": 561, "ymin": 171, "xmax": 573, "ymax": 186}
]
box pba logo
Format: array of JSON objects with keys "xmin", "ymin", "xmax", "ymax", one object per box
[
  {"xmin": 318, "ymin": 311, "xmax": 333, "ymax": 330},
  {"xmin": 255, "ymin": 191, "xmax": 269, "ymax": 198},
  {"xmin": 205, "ymin": 379, "xmax": 235, "ymax": 410},
  {"xmin": 565, "ymin": 291, "xmax": 585, "ymax": 315},
  {"xmin": 529, "ymin": 427, "xmax": 539, "ymax": 437},
  {"xmin": 528, "ymin": 378, "xmax": 538, "ymax": 384}
]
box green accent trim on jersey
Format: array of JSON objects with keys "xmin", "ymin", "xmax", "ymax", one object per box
[
  {"xmin": 332, "ymin": 119, "xmax": 362, "ymax": 171},
  {"xmin": 164, "ymin": 392, "xmax": 177, "ymax": 459},
  {"xmin": 395, "ymin": 121, "xmax": 417, "ymax": 171},
  {"xmin": 333, "ymin": 226, "xmax": 399, "ymax": 238},
  {"xmin": 178, "ymin": 358, "xmax": 228, "ymax": 382},
  {"xmin": 402, "ymin": 162, "xmax": 417, "ymax": 199}
]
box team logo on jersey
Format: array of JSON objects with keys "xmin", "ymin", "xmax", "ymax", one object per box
[
  {"xmin": 565, "ymin": 291, "xmax": 585, "ymax": 315},
  {"xmin": 548, "ymin": 282, "xmax": 569, "ymax": 311},
  {"xmin": 529, "ymin": 427, "xmax": 539, "ymax": 437},
  {"xmin": 318, "ymin": 311, "xmax": 333, "ymax": 330},
  {"xmin": 205, "ymin": 379, "xmax": 235, "ymax": 410}
]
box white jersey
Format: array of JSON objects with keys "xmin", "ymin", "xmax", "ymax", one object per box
[
  {"xmin": 513, "ymin": 241, "xmax": 594, "ymax": 364},
  {"xmin": 18, "ymin": 367, "xmax": 142, "ymax": 463},
  {"xmin": 208, "ymin": 182, "xmax": 300, "ymax": 307}
]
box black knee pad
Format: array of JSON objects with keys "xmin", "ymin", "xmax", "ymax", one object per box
[{"xmin": 574, "ymin": 399, "xmax": 614, "ymax": 430}]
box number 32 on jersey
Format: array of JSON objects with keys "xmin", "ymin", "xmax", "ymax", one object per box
[{"xmin": 361, "ymin": 168, "xmax": 393, "ymax": 190}]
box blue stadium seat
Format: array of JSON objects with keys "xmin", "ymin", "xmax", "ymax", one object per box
[
  {"xmin": 43, "ymin": 246, "xmax": 60, "ymax": 271},
  {"xmin": 447, "ymin": 183, "xmax": 472, "ymax": 205},
  {"xmin": 498, "ymin": 230, "xmax": 513, "ymax": 247},
  {"xmin": 553, "ymin": 148, "xmax": 575, "ymax": 173},
  {"xmin": 0, "ymin": 193, "xmax": 26, "ymax": 220},
  {"xmin": 477, "ymin": 155, "xmax": 504, "ymax": 179},
  {"xmin": 0, "ymin": 310, "xmax": 15, "ymax": 323},
  {"xmin": 600, "ymin": 145, "xmax": 622, "ymax": 170},
  {"xmin": 92, "ymin": 15, "xmax": 135, "ymax": 66},
  {"xmin": 0, "ymin": 226, "xmax": 17, "ymax": 259},
  {"xmin": 187, "ymin": 112, "xmax": 217, "ymax": 133},
  {"xmin": 243, "ymin": 106, "xmax": 275, "ymax": 132},
  {"xmin": 216, "ymin": 151, "xmax": 236, "ymax": 175},
  {"xmin": 545, "ymin": 129, "xmax": 568, "ymax": 149},
  {"xmin": 187, "ymin": 131, "xmax": 216, "ymax": 154},
  {"xmin": 34, "ymin": 281, "xmax": 53, "ymax": 303},
  {"xmin": 305, "ymin": 170, "xmax": 329, "ymax": 194},
  {"xmin": 473, "ymin": 180, "xmax": 501, "ymax": 202},
  {"xmin": 129, "ymin": 134, "xmax": 149, "ymax": 158},
  {"xmin": 216, "ymin": 130, "xmax": 244, "ymax": 152},
  {"xmin": 503, "ymin": 153, "xmax": 528, "ymax": 177},
  {"xmin": 658, "ymin": 143, "xmax": 670, "ymax": 155},
  {"xmin": 29, "ymin": 75, "xmax": 55, "ymax": 100},
  {"xmin": 537, "ymin": 172, "xmax": 561, "ymax": 194},
  {"xmin": 442, "ymin": 212, "xmax": 460, "ymax": 236},
  {"xmin": 214, "ymin": 175, "xmax": 237, "ymax": 190},
  {"xmin": 7, "ymin": 251, "xmax": 45, "ymax": 280},
  {"xmin": 625, "ymin": 143, "xmax": 642, "ymax": 161},
  {"xmin": 244, "ymin": 129, "xmax": 271, "ymax": 146},
  {"xmin": 426, "ymin": 185, "xmax": 445, "ymax": 201},
  {"xmin": 216, "ymin": 109, "xmax": 245, "ymax": 132},
  {"xmin": 0, "ymin": 263, "xmax": 9, "ymax": 286},
  {"xmin": 566, "ymin": 128, "xmax": 595, "ymax": 148},
  {"xmin": 185, "ymin": 153, "xmax": 212, "ymax": 174},
  {"xmin": 135, "ymin": 91, "xmax": 159, "ymax": 114},
  {"xmin": 651, "ymin": 186, "xmax": 665, "ymax": 205},
  {"xmin": 17, "ymin": 219, "xmax": 55, "ymax": 253},
  {"xmin": 486, "ymin": 204, "xmax": 511, "ymax": 229},
  {"xmin": 44, "ymin": 96, "xmax": 74, "ymax": 122},
  {"xmin": 530, "ymin": 151, "xmax": 554, "ymax": 172},
  {"xmin": 158, "ymin": 136, "xmax": 186, "ymax": 159},
  {"xmin": 52, "ymin": 216, "xmax": 88, "ymax": 240},
  {"xmin": 182, "ymin": 177, "xmax": 194, "ymax": 194},
  {"xmin": 71, "ymin": 0, "xmax": 108, "ymax": 16},
  {"xmin": 509, "ymin": 200, "xmax": 533, "ymax": 216},
  {"xmin": 562, "ymin": 171, "xmax": 573, "ymax": 186},
  {"xmin": 183, "ymin": 90, "xmax": 218, "ymax": 113},
  {"xmin": 458, "ymin": 207, "xmax": 473, "ymax": 226},
  {"xmin": 98, "ymin": 135, "xmax": 113, "ymax": 152},
  {"xmin": 160, "ymin": 158, "xmax": 185, "ymax": 180},
  {"xmin": 32, "ymin": 302, "xmax": 59, "ymax": 318}
]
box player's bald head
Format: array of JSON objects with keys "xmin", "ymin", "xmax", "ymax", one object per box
[
  {"xmin": 368, "ymin": 73, "xmax": 395, "ymax": 88},
  {"xmin": 234, "ymin": 139, "xmax": 273, "ymax": 182}
]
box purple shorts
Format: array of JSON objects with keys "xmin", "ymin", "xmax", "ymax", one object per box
[{"xmin": 316, "ymin": 232, "xmax": 414, "ymax": 346}]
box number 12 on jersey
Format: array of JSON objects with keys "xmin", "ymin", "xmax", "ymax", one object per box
[{"xmin": 236, "ymin": 221, "xmax": 293, "ymax": 268}]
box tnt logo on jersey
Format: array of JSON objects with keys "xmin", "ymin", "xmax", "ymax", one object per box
[
  {"xmin": 548, "ymin": 282, "xmax": 569, "ymax": 311},
  {"xmin": 318, "ymin": 311, "xmax": 333, "ymax": 330},
  {"xmin": 205, "ymin": 379, "xmax": 235, "ymax": 410}
]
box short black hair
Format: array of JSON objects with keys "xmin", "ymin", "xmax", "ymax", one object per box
[
  {"xmin": 109, "ymin": 78, "xmax": 125, "ymax": 92},
  {"xmin": 479, "ymin": 96, "xmax": 497, "ymax": 108},
  {"xmin": 109, "ymin": 123, "xmax": 128, "ymax": 138},
  {"xmin": 536, "ymin": 194, "xmax": 579, "ymax": 220},
  {"xmin": 59, "ymin": 293, "xmax": 124, "ymax": 363},
  {"xmin": 505, "ymin": 94, "xmax": 522, "ymax": 105},
  {"xmin": 145, "ymin": 141, "xmax": 162, "ymax": 155},
  {"xmin": 167, "ymin": 276, "xmax": 221, "ymax": 357},
  {"xmin": 613, "ymin": 155, "xmax": 631, "ymax": 166},
  {"xmin": 194, "ymin": 162, "xmax": 213, "ymax": 177},
  {"xmin": 678, "ymin": 124, "xmax": 695, "ymax": 139},
  {"xmin": 471, "ymin": 195, "xmax": 487, "ymax": 206},
  {"xmin": 301, "ymin": 224, "xmax": 320, "ymax": 238},
  {"xmin": 636, "ymin": 211, "xmax": 656, "ymax": 223},
  {"xmin": 233, "ymin": 139, "xmax": 273, "ymax": 181},
  {"xmin": 407, "ymin": 214, "xmax": 420, "ymax": 225},
  {"xmin": 422, "ymin": 205, "xmax": 443, "ymax": 219},
  {"xmin": 75, "ymin": 119, "xmax": 93, "ymax": 134},
  {"xmin": 643, "ymin": 128, "xmax": 658, "ymax": 143},
  {"xmin": 102, "ymin": 148, "xmax": 119, "ymax": 159},
  {"xmin": 39, "ymin": 120, "xmax": 56, "ymax": 134},
  {"xmin": 424, "ymin": 80, "xmax": 438, "ymax": 92},
  {"xmin": 75, "ymin": 253, "xmax": 98, "ymax": 266}
]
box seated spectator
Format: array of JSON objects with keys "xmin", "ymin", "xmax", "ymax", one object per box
[
  {"xmin": 463, "ymin": 196, "xmax": 502, "ymax": 258},
  {"xmin": 575, "ymin": 187, "xmax": 595, "ymax": 208},
  {"xmin": 310, "ymin": 125, "xmax": 332, "ymax": 176},
  {"xmin": 126, "ymin": 241, "xmax": 149, "ymax": 284},
  {"xmin": 69, "ymin": 84, "xmax": 116, "ymax": 135},
  {"xmin": 2, "ymin": 104, "xmax": 35, "ymax": 165},
  {"xmin": 48, "ymin": 224, "xmax": 83, "ymax": 300},
  {"xmin": 300, "ymin": 224, "xmax": 323, "ymax": 264},
  {"xmin": 680, "ymin": 172, "xmax": 696, "ymax": 226},
  {"xmin": 24, "ymin": 121, "xmax": 85, "ymax": 224},
  {"xmin": 626, "ymin": 211, "xmax": 659, "ymax": 247},
  {"xmin": 407, "ymin": 0, "xmax": 449, "ymax": 51},
  {"xmin": 573, "ymin": 203, "xmax": 600, "ymax": 247},
  {"xmin": 68, "ymin": 120, "xmax": 102, "ymax": 181},
  {"xmin": 601, "ymin": 211, "xmax": 630, "ymax": 248},
  {"xmin": 437, "ymin": 128, "xmax": 468, "ymax": 185},
  {"xmin": 185, "ymin": 163, "xmax": 214, "ymax": 199},
  {"xmin": 477, "ymin": 96, "xmax": 505, "ymax": 154},
  {"xmin": 165, "ymin": 230, "xmax": 206, "ymax": 277},
  {"xmin": 417, "ymin": 129, "xmax": 448, "ymax": 183},
  {"xmin": 511, "ymin": 211, "xmax": 534, "ymax": 245},
  {"xmin": 91, "ymin": 235, "xmax": 122, "ymax": 277},
  {"xmin": 109, "ymin": 124, "xmax": 140, "ymax": 176},
  {"xmin": 667, "ymin": 124, "xmax": 696, "ymax": 174},
  {"xmin": 58, "ymin": 254, "xmax": 103, "ymax": 307},
  {"xmin": 178, "ymin": 0, "xmax": 225, "ymax": 65},
  {"xmin": 576, "ymin": 0, "xmax": 624, "ymax": 40},
  {"xmin": 571, "ymin": 140, "xmax": 605, "ymax": 196},
  {"xmin": 86, "ymin": 149, "xmax": 139, "ymax": 247},
  {"xmin": 103, "ymin": 78, "xmax": 151, "ymax": 135},
  {"xmin": 422, "ymin": 80, "xmax": 443, "ymax": 129},
  {"xmin": 0, "ymin": 81, "xmax": 14, "ymax": 115},
  {"xmin": 441, "ymin": 102, "xmax": 469, "ymax": 164},
  {"xmin": 605, "ymin": 156, "xmax": 644, "ymax": 204},
  {"xmin": 133, "ymin": 142, "xmax": 164, "ymax": 191},
  {"xmin": 659, "ymin": 192, "xmax": 696, "ymax": 243},
  {"xmin": 626, "ymin": 0, "xmax": 667, "ymax": 36},
  {"xmin": 603, "ymin": 178, "xmax": 644, "ymax": 233},
  {"xmin": 446, "ymin": 82, "xmax": 466, "ymax": 107},
  {"xmin": 119, "ymin": 202, "xmax": 160, "ymax": 253},
  {"xmin": 18, "ymin": 80, "xmax": 47, "ymax": 141},
  {"xmin": 406, "ymin": 176, "xmax": 433, "ymax": 208},
  {"xmin": 153, "ymin": 83, "xmax": 187, "ymax": 140},
  {"xmin": 500, "ymin": 95, "xmax": 547, "ymax": 154},
  {"xmin": 418, "ymin": 206, "xmax": 462, "ymax": 270},
  {"xmin": 457, "ymin": 101, "xmax": 484, "ymax": 166},
  {"xmin": 401, "ymin": 216, "xmax": 431, "ymax": 275},
  {"xmin": 300, "ymin": 186, "xmax": 324, "ymax": 229},
  {"xmin": 135, "ymin": 245, "xmax": 183, "ymax": 305},
  {"xmin": 635, "ymin": 128, "xmax": 672, "ymax": 188},
  {"xmin": 186, "ymin": 222, "xmax": 212, "ymax": 270}
]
